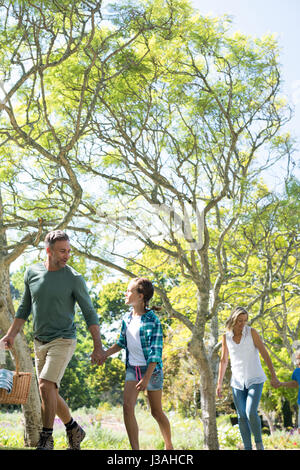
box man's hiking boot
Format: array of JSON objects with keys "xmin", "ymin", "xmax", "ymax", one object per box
[
  {"xmin": 36, "ymin": 431, "xmax": 54, "ymax": 450},
  {"xmin": 66, "ymin": 423, "xmax": 86, "ymax": 450}
]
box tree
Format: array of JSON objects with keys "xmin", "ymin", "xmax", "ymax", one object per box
[
  {"xmin": 0, "ymin": 0, "xmax": 182, "ymax": 445},
  {"xmin": 0, "ymin": 0, "xmax": 106, "ymax": 445},
  {"xmin": 228, "ymin": 178, "xmax": 299, "ymax": 350},
  {"xmin": 67, "ymin": 3, "xmax": 295, "ymax": 448},
  {"xmin": 1, "ymin": 0, "xmax": 296, "ymax": 449}
]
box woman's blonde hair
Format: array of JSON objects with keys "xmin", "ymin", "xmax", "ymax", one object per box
[{"xmin": 225, "ymin": 306, "xmax": 249, "ymax": 331}]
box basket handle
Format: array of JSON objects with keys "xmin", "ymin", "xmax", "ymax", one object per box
[
  {"xmin": 1, "ymin": 346, "xmax": 20, "ymax": 375},
  {"xmin": 11, "ymin": 347, "xmax": 20, "ymax": 374}
]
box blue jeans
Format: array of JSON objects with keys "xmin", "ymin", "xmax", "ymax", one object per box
[{"xmin": 232, "ymin": 383, "xmax": 264, "ymax": 450}]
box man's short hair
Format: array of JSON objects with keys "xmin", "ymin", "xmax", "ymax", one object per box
[{"xmin": 44, "ymin": 230, "xmax": 69, "ymax": 248}]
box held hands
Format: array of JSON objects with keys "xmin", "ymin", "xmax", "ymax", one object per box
[
  {"xmin": 92, "ymin": 344, "xmax": 122, "ymax": 366},
  {"xmin": 91, "ymin": 347, "xmax": 107, "ymax": 366},
  {"xmin": 270, "ymin": 376, "xmax": 281, "ymax": 388}
]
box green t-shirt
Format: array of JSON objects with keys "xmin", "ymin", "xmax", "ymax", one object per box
[{"xmin": 16, "ymin": 263, "xmax": 99, "ymax": 342}]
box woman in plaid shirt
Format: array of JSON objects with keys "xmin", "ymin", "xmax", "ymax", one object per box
[{"xmin": 103, "ymin": 278, "xmax": 173, "ymax": 450}]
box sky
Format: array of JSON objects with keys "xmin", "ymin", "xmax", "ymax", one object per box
[{"xmin": 191, "ymin": 0, "xmax": 300, "ymax": 183}]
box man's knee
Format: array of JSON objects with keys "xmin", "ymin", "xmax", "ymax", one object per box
[{"xmin": 39, "ymin": 379, "xmax": 57, "ymax": 396}]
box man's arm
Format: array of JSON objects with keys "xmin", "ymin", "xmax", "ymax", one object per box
[
  {"xmin": 15, "ymin": 270, "xmax": 32, "ymax": 321},
  {"xmin": 1, "ymin": 318, "xmax": 26, "ymax": 348},
  {"xmin": 88, "ymin": 324, "xmax": 106, "ymax": 366},
  {"xmin": 72, "ymin": 275, "xmax": 106, "ymax": 365},
  {"xmin": 73, "ymin": 275, "xmax": 100, "ymax": 327}
]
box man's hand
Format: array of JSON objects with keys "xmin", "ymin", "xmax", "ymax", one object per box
[
  {"xmin": 1, "ymin": 334, "xmax": 15, "ymax": 349},
  {"xmin": 91, "ymin": 347, "xmax": 106, "ymax": 366},
  {"xmin": 1, "ymin": 319, "xmax": 25, "ymax": 349},
  {"xmin": 270, "ymin": 376, "xmax": 281, "ymax": 388},
  {"xmin": 88, "ymin": 324, "xmax": 106, "ymax": 365}
]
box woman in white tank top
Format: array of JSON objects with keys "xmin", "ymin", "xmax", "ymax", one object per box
[{"xmin": 216, "ymin": 307, "xmax": 279, "ymax": 450}]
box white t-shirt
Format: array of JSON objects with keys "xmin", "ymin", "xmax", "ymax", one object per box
[{"xmin": 126, "ymin": 315, "xmax": 147, "ymax": 366}]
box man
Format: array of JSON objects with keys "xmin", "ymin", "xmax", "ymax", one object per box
[{"xmin": 2, "ymin": 230, "xmax": 105, "ymax": 450}]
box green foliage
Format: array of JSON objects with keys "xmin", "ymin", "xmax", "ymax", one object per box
[
  {"xmin": 0, "ymin": 428, "xmax": 24, "ymax": 449},
  {"xmin": 217, "ymin": 423, "xmax": 242, "ymax": 449},
  {"xmin": 1, "ymin": 407, "xmax": 300, "ymax": 450},
  {"xmin": 163, "ymin": 323, "xmax": 201, "ymax": 416},
  {"xmin": 2, "ymin": 0, "xmax": 298, "ymax": 442},
  {"xmin": 96, "ymin": 280, "xmax": 129, "ymax": 325}
]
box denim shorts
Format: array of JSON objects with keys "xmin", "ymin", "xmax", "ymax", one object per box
[{"xmin": 125, "ymin": 365, "xmax": 163, "ymax": 391}]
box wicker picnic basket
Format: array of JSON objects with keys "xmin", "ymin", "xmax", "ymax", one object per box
[{"xmin": 0, "ymin": 347, "xmax": 32, "ymax": 405}]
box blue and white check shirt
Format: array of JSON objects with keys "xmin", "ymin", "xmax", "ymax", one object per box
[{"xmin": 117, "ymin": 309, "xmax": 163, "ymax": 372}]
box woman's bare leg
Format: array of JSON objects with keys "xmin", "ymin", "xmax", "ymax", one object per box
[
  {"xmin": 123, "ymin": 381, "xmax": 140, "ymax": 449},
  {"xmin": 147, "ymin": 390, "xmax": 173, "ymax": 449}
]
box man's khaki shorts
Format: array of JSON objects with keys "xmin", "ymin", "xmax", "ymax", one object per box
[{"xmin": 34, "ymin": 337, "xmax": 77, "ymax": 388}]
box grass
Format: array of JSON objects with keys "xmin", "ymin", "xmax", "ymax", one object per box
[{"xmin": 0, "ymin": 404, "xmax": 299, "ymax": 450}]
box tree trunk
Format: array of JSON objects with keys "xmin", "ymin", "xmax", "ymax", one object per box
[
  {"xmin": 261, "ymin": 410, "xmax": 275, "ymax": 435},
  {"xmin": 0, "ymin": 262, "xmax": 42, "ymax": 447},
  {"xmin": 189, "ymin": 333, "xmax": 219, "ymax": 450},
  {"xmin": 19, "ymin": 336, "xmax": 42, "ymax": 447},
  {"xmin": 199, "ymin": 366, "xmax": 219, "ymax": 450}
]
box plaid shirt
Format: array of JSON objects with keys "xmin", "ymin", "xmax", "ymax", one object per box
[{"xmin": 117, "ymin": 310, "xmax": 163, "ymax": 371}]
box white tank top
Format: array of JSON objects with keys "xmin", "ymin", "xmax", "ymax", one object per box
[{"xmin": 226, "ymin": 325, "xmax": 266, "ymax": 390}]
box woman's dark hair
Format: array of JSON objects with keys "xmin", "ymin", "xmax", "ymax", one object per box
[{"xmin": 133, "ymin": 277, "xmax": 161, "ymax": 312}]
